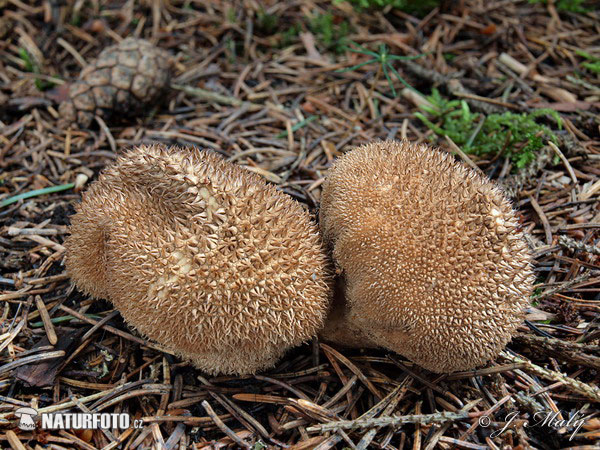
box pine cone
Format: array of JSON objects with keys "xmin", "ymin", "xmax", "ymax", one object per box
[{"xmin": 59, "ymin": 38, "xmax": 173, "ymax": 127}]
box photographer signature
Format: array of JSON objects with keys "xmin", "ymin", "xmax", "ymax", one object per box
[{"xmin": 479, "ymin": 410, "xmax": 586, "ymax": 441}]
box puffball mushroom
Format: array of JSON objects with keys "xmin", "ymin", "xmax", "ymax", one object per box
[
  {"xmin": 65, "ymin": 144, "xmax": 331, "ymax": 375},
  {"xmin": 319, "ymin": 140, "xmax": 533, "ymax": 373}
]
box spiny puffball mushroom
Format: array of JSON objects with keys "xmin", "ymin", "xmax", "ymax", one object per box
[
  {"xmin": 65, "ymin": 144, "xmax": 331, "ymax": 375},
  {"xmin": 319, "ymin": 140, "xmax": 533, "ymax": 373}
]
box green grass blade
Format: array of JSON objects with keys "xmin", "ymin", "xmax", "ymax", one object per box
[
  {"xmin": 382, "ymin": 63, "xmax": 396, "ymax": 97},
  {"xmin": 346, "ymin": 41, "xmax": 379, "ymax": 57},
  {"xmin": 30, "ymin": 314, "xmax": 103, "ymax": 328},
  {"xmin": 0, "ymin": 183, "xmax": 76, "ymax": 208},
  {"xmin": 276, "ymin": 115, "xmax": 318, "ymax": 138},
  {"xmin": 337, "ymin": 58, "xmax": 378, "ymax": 73},
  {"xmin": 388, "ymin": 63, "xmax": 421, "ymax": 95},
  {"xmin": 414, "ymin": 112, "xmax": 446, "ymax": 135},
  {"xmin": 388, "ymin": 52, "xmax": 428, "ymax": 61}
]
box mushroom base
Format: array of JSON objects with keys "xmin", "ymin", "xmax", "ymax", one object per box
[
  {"xmin": 321, "ymin": 279, "xmax": 523, "ymax": 374},
  {"xmin": 319, "ymin": 279, "xmax": 378, "ymax": 349},
  {"xmin": 184, "ymin": 348, "xmax": 284, "ymax": 376}
]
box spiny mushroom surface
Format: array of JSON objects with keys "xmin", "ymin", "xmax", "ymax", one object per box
[
  {"xmin": 66, "ymin": 144, "xmax": 331, "ymax": 375},
  {"xmin": 59, "ymin": 38, "xmax": 172, "ymax": 127},
  {"xmin": 319, "ymin": 140, "xmax": 533, "ymax": 373}
]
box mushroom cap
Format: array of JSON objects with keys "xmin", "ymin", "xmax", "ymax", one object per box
[
  {"xmin": 319, "ymin": 140, "xmax": 533, "ymax": 373},
  {"xmin": 66, "ymin": 144, "xmax": 331, "ymax": 375},
  {"xmin": 14, "ymin": 407, "xmax": 38, "ymax": 418}
]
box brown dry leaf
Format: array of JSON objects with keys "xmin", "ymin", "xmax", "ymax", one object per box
[{"xmin": 15, "ymin": 329, "xmax": 83, "ymax": 387}]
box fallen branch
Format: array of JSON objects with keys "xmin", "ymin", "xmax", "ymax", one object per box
[
  {"xmin": 171, "ymin": 84, "xmax": 262, "ymax": 111},
  {"xmin": 306, "ymin": 410, "xmax": 473, "ymax": 433},
  {"xmin": 500, "ymin": 351, "xmax": 600, "ymax": 402},
  {"xmin": 558, "ymin": 235, "xmax": 600, "ymax": 256},
  {"xmin": 514, "ymin": 334, "xmax": 600, "ymax": 370}
]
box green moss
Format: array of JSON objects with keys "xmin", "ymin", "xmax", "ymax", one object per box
[
  {"xmin": 69, "ymin": 13, "xmax": 82, "ymax": 26},
  {"xmin": 18, "ymin": 48, "xmax": 55, "ymax": 91},
  {"xmin": 528, "ymin": 0, "xmax": 590, "ymax": 13},
  {"xmin": 226, "ymin": 7, "xmax": 236, "ymax": 23},
  {"xmin": 224, "ymin": 37, "xmax": 238, "ymax": 64},
  {"xmin": 256, "ymin": 8, "xmax": 279, "ymax": 35},
  {"xmin": 19, "ymin": 48, "xmax": 35, "ymax": 73},
  {"xmin": 575, "ymin": 49, "xmax": 600, "ymax": 74},
  {"xmin": 308, "ymin": 12, "xmax": 351, "ymax": 54},
  {"xmin": 336, "ymin": 0, "xmax": 440, "ymax": 16},
  {"xmin": 272, "ymin": 12, "xmax": 351, "ymax": 53},
  {"xmin": 531, "ymin": 287, "xmax": 543, "ymax": 301},
  {"xmin": 279, "ymin": 24, "xmax": 302, "ymax": 47},
  {"xmin": 415, "ymin": 89, "xmax": 562, "ymax": 169}
]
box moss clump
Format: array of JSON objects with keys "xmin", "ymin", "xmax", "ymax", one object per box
[
  {"xmin": 415, "ymin": 89, "xmax": 562, "ymax": 169},
  {"xmin": 256, "ymin": 8, "xmax": 279, "ymax": 35},
  {"xmin": 337, "ymin": 0, "xmax": 440, "ymax": 16},
  {"xmin": 19, "ymin": 48, "xmax": 56, "ymax": 91},
  {"xmin": 259, "ymin": 11, "xmax": 350, "ymax": 53},
  {"xmin": 576, "ymin": 49, "xmax": 600, "ymax": 74},
  {"xmin": 309, "ymin": 12, "xmax": 351, "ymax": 54},
  {"xmin": 528, "ymin": 0, "xmax": 590, "ymax": 13}
]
